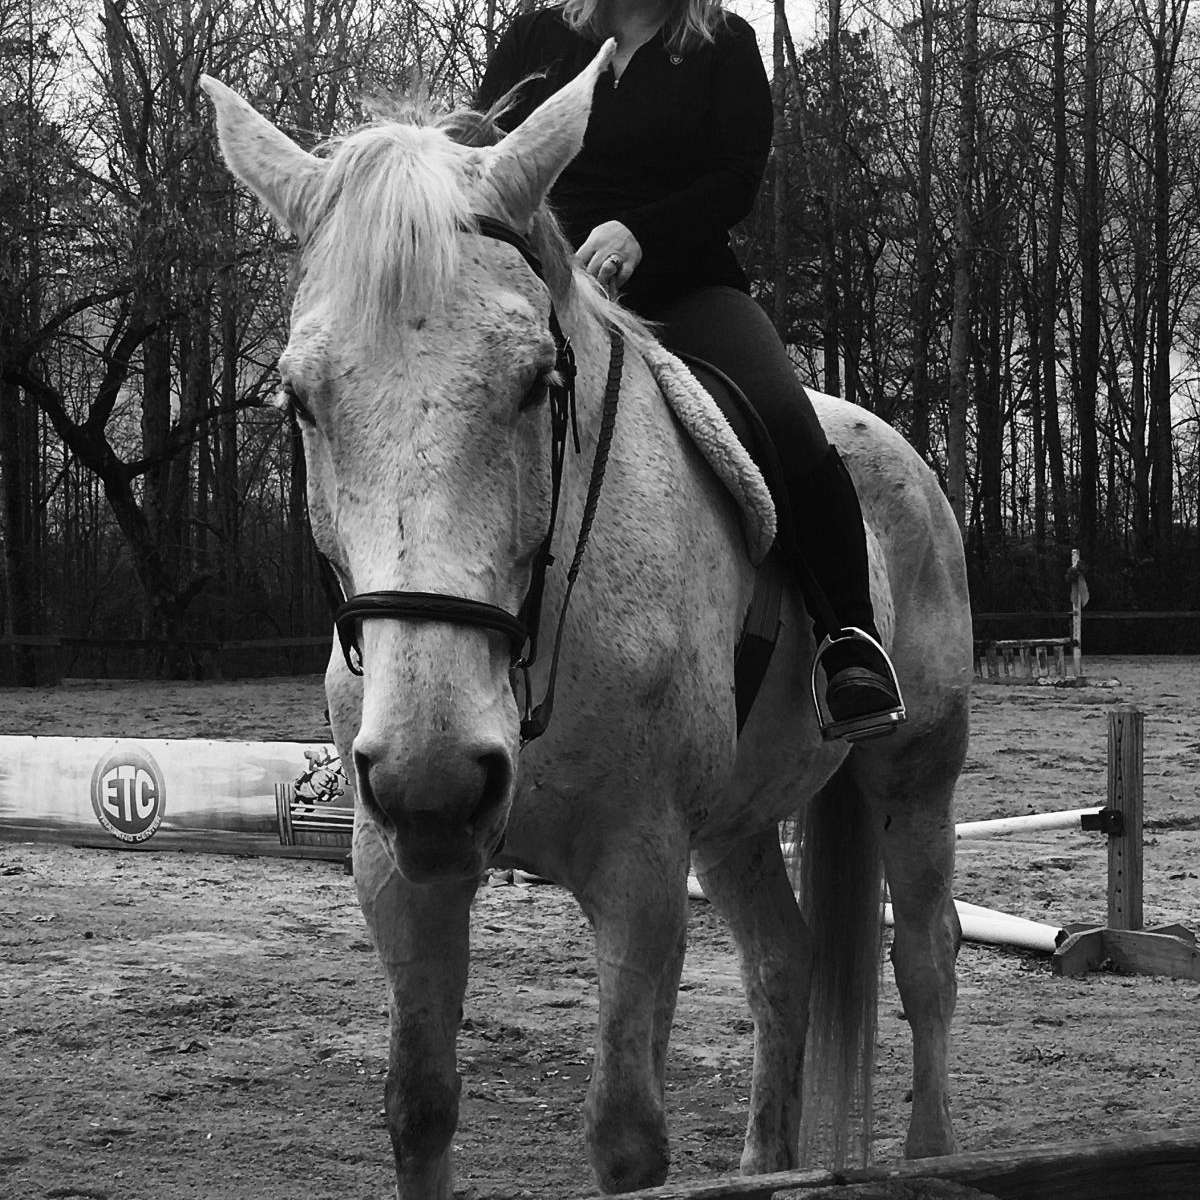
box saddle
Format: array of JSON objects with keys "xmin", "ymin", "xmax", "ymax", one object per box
[
  {"xmin": 644, "ymin": 345, "xmax": 788, "ymax": 734},
  {"xmin": 676, "ymin": 355, "xmax": 789, "ymax": 735}
]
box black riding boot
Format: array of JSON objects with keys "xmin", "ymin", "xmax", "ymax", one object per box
[{"xmin": 787, "ymin": 446, "xmax": 904, "ymax": 737}]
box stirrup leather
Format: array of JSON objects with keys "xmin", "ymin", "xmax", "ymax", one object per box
[{"xmin": 811, "ymin": 627, "xmax": 907, "ymax": 743}]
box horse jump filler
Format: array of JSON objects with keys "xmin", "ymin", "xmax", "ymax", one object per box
[
  {"xmin": 974, "ymin": 549, "xmax": 1087, "ymax": 683},
  {"xmin": 948, "ymin": 705, "xmax": 1199, "ymax": 980}
]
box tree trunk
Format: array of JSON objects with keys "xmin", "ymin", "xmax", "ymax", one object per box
[
  {"xmin": 288, "ymin": 421, "xmax": 311, "ymax": 634},
  {"xmin": 1126, "ymin": 206, "xmax": 1151, "ymax": 553},
  {"xmin": 822, "ymin": 0, "xmax": 842, "ymax": 396},
  {"xmin": 1145, "ymin": 0, "xmax": 1180, "ymax": 549},
  {"xmin": 171, "ymin": 278, "xmax": 211, "ymax": 606},
  {"xmin": 977, "ymin": 188, "xmax": 1004, "ymax": 548},
  {"xmin": 1076, "ymin": 0, "xmax": 1102, "ymax": 566},
  {"xmin": 945, "ymin": 0, "xmax": 978, "ymax": 530},
  {"xmin": 139, "ymin": 297, "xmax": 172, "ymax": 568},
  {"xmin": 217, "ymin": 262, "xmax": 241, "ymax": 629},
  {"xmin": 909, "ymin": 0, "xmax": 936, "ymax": 460},
  {"xmin": 772, "ymin": 0, "xmax": 789, "ymax": 333},
  {"xmin": 1019, "ymin": 238, "xmax": 1046, "ymax": 544},
  {"xmin": 0, "ymin": 379, "xmax": 39, "ymax": 684},
  {"xmin": 1039, "ymin": 0, "xmax": 1070, "ymax": 548}
]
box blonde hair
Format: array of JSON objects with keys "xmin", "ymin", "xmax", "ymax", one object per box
[{"xmin": 560, "ymin": 0, "xmax": 726, "ymax": 56}]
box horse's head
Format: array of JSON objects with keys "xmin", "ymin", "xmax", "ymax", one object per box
[{"xmin": 203, "ymin": 45, "xmax": 615, "ymax": 882}]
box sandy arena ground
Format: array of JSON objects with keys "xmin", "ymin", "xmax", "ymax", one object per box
[{"xmin": 1, "ymin": 655, "xmax": 1198, "ymax": 1199}]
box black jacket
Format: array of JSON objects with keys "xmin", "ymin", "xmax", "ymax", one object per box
[{"xmin": 476, "ymin": 6, "xmax": 772, "ymax": 315}]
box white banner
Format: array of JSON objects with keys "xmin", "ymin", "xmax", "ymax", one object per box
[{"xmin": 0, "ymin": 735, "xmax": 352, "ymax": 859}]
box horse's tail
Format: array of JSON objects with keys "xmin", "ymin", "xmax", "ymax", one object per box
[{"xmin": 792, "ymin": 757, "xmax": 885, "ymax": 1168}]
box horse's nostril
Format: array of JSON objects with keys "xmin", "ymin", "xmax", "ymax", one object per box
[
  {"xmin": 470, "ymin": 751, "xmax": 513, "ymax": 831},
  {"xmin": 353, "ymin": 748, "xmax": 394, "ymax": 832}
]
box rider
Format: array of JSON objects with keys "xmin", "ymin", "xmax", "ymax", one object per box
[{"xmin": 476, "ymin": 0, "xmax": 904, "ymax": 738}]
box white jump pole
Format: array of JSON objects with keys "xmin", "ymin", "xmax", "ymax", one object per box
[
  {"xmin": 955, "ymin": 807, "xmax": 1102, "ymax": 840},
  {"xmin": 775, "ymin": 807, "xmax": 1104, "ymax": 850},
  {"xmin": 885, "ymin": 900, "xmax": 1063, "ymax": 954}
]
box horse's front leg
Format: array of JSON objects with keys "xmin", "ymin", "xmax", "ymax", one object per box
[
  {"xmin": 354, "ymin": 819, "xmax": 476, "ymax": 1200},
  {"xmin": 574, "ymin": 821, "xmax": 691, "ymax": 1193}
]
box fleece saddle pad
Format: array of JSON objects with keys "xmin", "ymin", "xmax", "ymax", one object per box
[{"xmin": 640, "ymin": 340, "xmax": 777, "ymax": 564}]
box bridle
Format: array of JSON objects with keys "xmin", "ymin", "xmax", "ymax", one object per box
[{"xmin": 320, "ymin": 214, "xmax": 624, "ymax": 747}]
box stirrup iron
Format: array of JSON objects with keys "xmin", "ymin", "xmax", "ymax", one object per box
[{"xmin": 811, "ymin": 626, "xmax": 906, "ymax": 743}]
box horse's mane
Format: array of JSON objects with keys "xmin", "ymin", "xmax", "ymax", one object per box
[{"xmin": 299, "ymin": 92, "xmax": 654, "ymax": 354}]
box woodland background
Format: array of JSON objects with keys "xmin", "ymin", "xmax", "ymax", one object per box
[{"xmin": 2, "ymin": 0, "xmax": 1199, "ymax": 680}]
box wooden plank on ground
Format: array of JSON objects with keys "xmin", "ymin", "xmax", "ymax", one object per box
[
  {"xmin": 1050, "ymin": 928, "xmax": 1106, "ymax": 976},
  {"xmin": 578, "ymin": 1127, "xmax": 1200, "ymax": 1200},
  {"xmin": 578, "ymin": 1167, "xmax": 838, "ymax": 1200},
  {"xmin": 1101, "ymin": 928, "xmax": 1200, "ymax": 981},
  {"xmin": 789, "ymin": 1127, "xmax": 1200, "ymax": 1200}
]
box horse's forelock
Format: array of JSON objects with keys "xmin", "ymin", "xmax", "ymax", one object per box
[{"xmin": 301, "ymin": 121, "xmax": 474, "ymax": 345}]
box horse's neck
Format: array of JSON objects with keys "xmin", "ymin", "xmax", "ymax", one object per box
[{"xmin": 568, "ymin": 307, "xmax": 683, "ymax": 510}]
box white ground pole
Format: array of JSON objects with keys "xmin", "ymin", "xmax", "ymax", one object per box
[
  {"xmin": 678, "ymin": 808, "xmax": 1106, "ymax": 952},
  {"xmin": 680, "ymin": 879, "xmax": 1066, "ymax": 953},
  {"xmin": 885, "ymin": 900, "xmax": 1063, "ymax": 954}
]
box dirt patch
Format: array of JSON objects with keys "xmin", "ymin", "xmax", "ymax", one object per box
[{"xmin": 2, "ymin": 656, "xmax": 1198, "ymax": 1198}]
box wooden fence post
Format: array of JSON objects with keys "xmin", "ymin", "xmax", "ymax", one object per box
[
  {"xmin": 1054, "ymin": 705, "xmax": 1200, "ymax": 980},
  {"xmin": 1107, "ymin": 705, "xmax": 1143, "ymax": 931},
  {"xmin": 1069, "ymin": 547, "xmax": 1086, "ymax": 678}
]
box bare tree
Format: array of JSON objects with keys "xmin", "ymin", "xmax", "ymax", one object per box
[
  {"xmin": 1134, "ymin": 0, "xmax": 1191, "ymax": 549},
  {"xmin": 944, "ymin": 0, "xmax": 977, "ymax": 529}
]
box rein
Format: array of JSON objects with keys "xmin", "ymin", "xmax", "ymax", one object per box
[{"xmin": 326, "ymin": 215, "xmax": 623, "ymax": 747}]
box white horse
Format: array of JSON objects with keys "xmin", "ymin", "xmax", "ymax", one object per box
[{"xmin": 203, "ymin": 42, "xmax": 971, "ymax": 1199}]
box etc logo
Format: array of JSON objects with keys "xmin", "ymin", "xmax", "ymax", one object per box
[{"xmin": 90, "ymin": 745, "xmax": 166, "ymax": 843}]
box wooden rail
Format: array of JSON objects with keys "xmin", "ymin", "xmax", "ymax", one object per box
[
  {"xmin": 974, "ymin": 611, "xmax": 1200, "ymax": 621},
  {"xmin": 0, "ymin": 634, "xmax": 334, "ymax": 685},
  {"xmin": 577, "ymin": 1126, "xmax": 1200, "ymax": 1199},
  {"xmin": 0, "ymin": 634, "xmax": 332, "ymax": 651}
]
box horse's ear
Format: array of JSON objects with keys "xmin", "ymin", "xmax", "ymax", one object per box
[
  {"xmin": 200, "ymin": 75, "xmax": 328, "ymax": 239},
  {"xmin": 481, "ymin": 39, "xmax": 616, "ymax": 228}
]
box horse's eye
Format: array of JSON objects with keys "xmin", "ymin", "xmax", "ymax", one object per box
[
  {"xmin": 278, "ymin": 380, "xmax": 316, "ymax": 426},
  {"xmin": 520, "ymin": 371, "xmax": 552, "ymax": 413}
]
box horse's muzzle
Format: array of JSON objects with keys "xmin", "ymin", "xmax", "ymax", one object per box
[{"xmin": 353, "ymin": 735, "xmax": 514, "ymax": 883}]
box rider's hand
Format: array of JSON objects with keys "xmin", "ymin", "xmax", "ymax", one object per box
[{"xmin": 575, "ymin": 221, "xmax": 642, "ymax": 296}]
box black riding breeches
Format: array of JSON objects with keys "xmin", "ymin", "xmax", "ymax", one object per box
[
  {"xmin": 644, "ymin": 286, "xmax": 830, "ymax": 483},
  {"xmin": 645, "ymin": 286, "xmax": 881, "ymax": 649}
]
